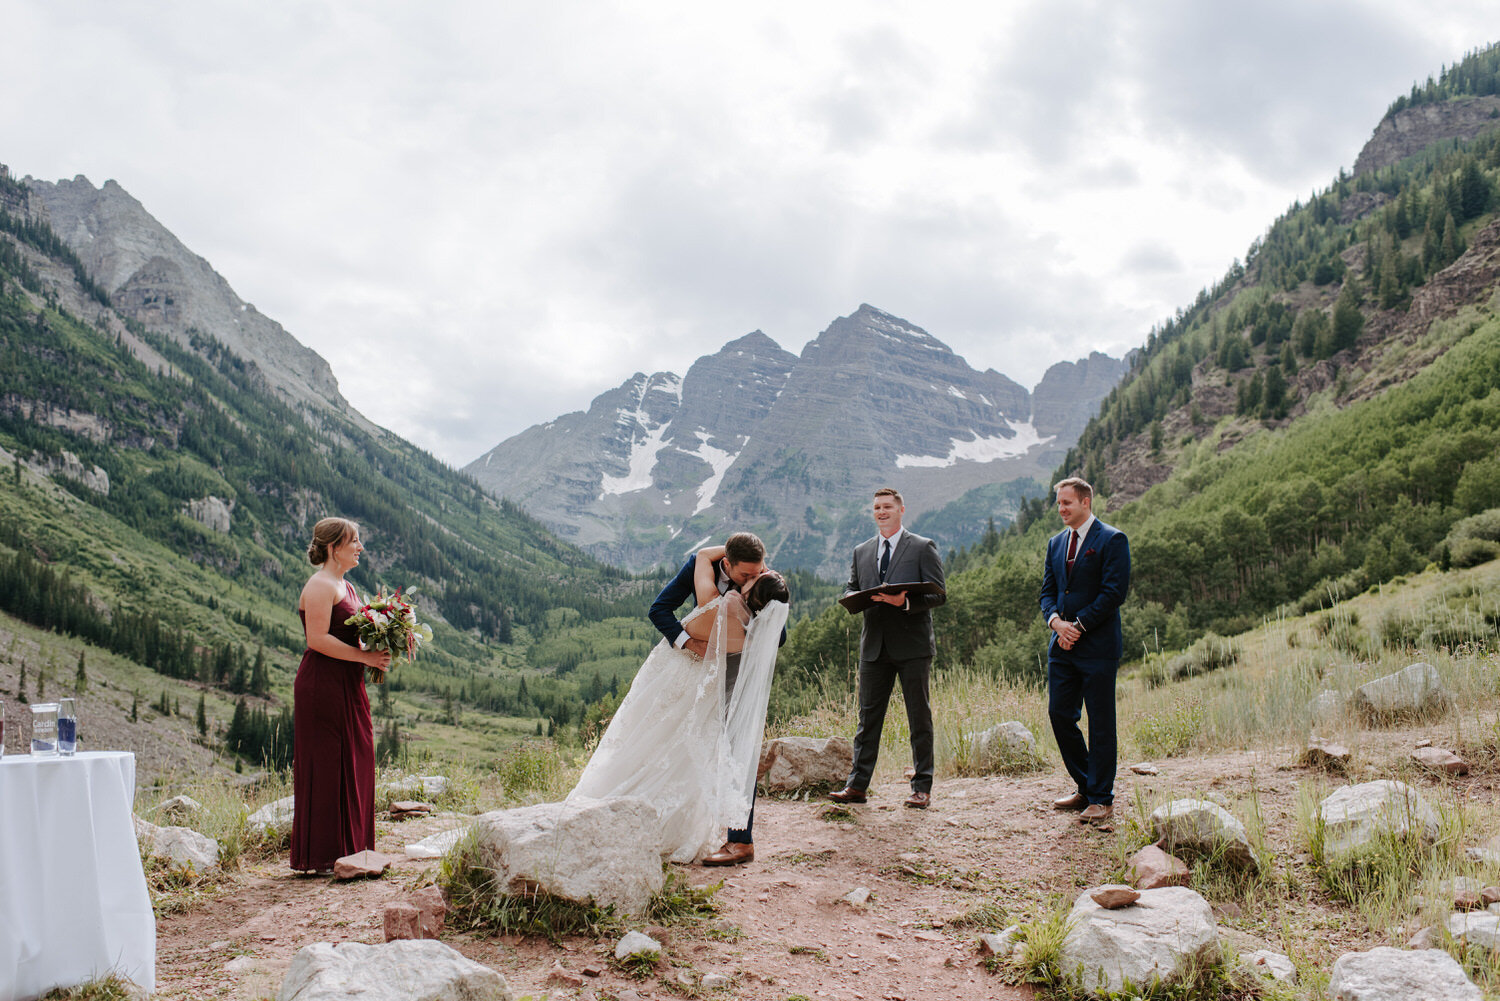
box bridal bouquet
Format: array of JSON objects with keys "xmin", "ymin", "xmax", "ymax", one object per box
[{"xmin": 345, "ymin": 586, "xmax": 433, "ymax": 684}]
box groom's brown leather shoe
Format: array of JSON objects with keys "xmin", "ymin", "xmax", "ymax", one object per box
[
  {"xmin": 1052, "ymin": 792, "xmax": 1088, "ymax": 811},
  {"xmin": 905, "ymin": 791, "xmax": 930, "ymax": 810},
  {"xmin": 828, "ymin": 786, "xmax": 867, "ymax": 804},
  {"xmin": 1079, "ymin": 803, "xmax": 1114, "ymax": 824},
  {"xmin": 702, "ymin": 842, "xmax": 754, "ymax": 866}
]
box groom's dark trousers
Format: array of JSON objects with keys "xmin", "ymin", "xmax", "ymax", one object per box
[{"xmin": 649, "ymin": 556, "xmax": 784, "ymax": 845}]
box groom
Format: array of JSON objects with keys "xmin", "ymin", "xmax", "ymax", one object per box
[{"xmin": 649, "ymin": 531, "xmax": 777, "ymax": 866}]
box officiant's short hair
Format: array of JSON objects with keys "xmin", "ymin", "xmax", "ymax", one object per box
[
  {"xmin": 874, "ymin": 486, "xmax": 903, "ymax": 505},
  {"xmin": 724, "ymin": 532, "xmax": 765, "ymax": 565}
]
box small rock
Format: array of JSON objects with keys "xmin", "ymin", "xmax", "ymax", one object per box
[
  {"xmin": 158, "ymin": 795, "xmax": 204, "ymax": 821},
  {"xmin": 978, "ymin": 927, "xmax": 1019, "ymax": 955},
  {"xmin": 1241, "ymin": 949, "xmax": 1296, "ymax": 983},
  {"xmin": 383, "ymin": 903, "xmax": 421, "ymax": 942},
  {"xmin": 333, "ymin": 850, "xmax": 398, "ymax": 880},
  {"xmin": 841, "ymin": 887, "xmax": 873, "ymax": 907},
  {"xmin": 1212, "ymin": 901, "xmax": 1243, "ymax": 920},
  {"xmin": 582, "ymin": 964, "xmax": 604, "ymax": 977},
  {"xmin": 1416, "ymin": 738, "xmax": 1433, "ymax": 748},
  {"xmin": 224, "ymin": 956, "xmax": 258, "ymax": 974},
  {"xmin": 1458, "ymin": 890, "xmax": 1486, "ymax": 910},
  {"xmin": 701, "ymin": 972, "xmax": 731, "ymax": 989},
  {"xmin": 673, "ymin": 969, "xmax": 695, "ymax": 987},
  {"xmin": 1090, "ymin": 885, "xmax": 1140, "ymax": 909},
  {"xmin": 615, "ymin": 930, "xmax": 661, "ymax": 960},
  {"xmin": 1303, "ymin": 736, "xmax": 1352, "ymax": 770},
  {"xmin": 1127, "ymin": 845, "xmax": 1190, "ymax": 889},
  {"xmin": 1130, "ymin": 762, "xmax": 1159, "ymax": 775},
  {"xmin": 389, "ymin": 800, "xmax": 433, "ymax": 819},
  {"xmin": 549, "ymin": 961, "xmax": 586, "ymax": 986},
  {"xmin": 1483, "ymin": 887, "xmax": 1500, "ymax": 905},
  {"xmin": 1470, "ymin": 835, "xmax": 1500, "ymax": 866},
  {"xmin": 1412, "ymin": 746, "xmax": 1469, "ymax": 775},
  {"xmin": 1408, "ymin": 925, "xmax": 1439, "ymax": 949}
]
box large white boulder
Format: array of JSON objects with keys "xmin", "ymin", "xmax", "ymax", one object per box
[
  {"xmin": 1149, "ymin": 799, "xmax": 1259, "ymax": 872},
  {"xmin": 757, "ymin": 736, "xmax": 853, "ymax": 792},
  {"xmin": 248, "ymin": 795, "xmax": 296, "ymax": 834},
  {"xmin": 1351, "ymin": 662, "xmax": 1451, "ymax": 718},
  {"xmin": 963, "ymin": 721, "xmax": 1038, "ymax": 771},
  {"xmin": 1318, "ymin": 780, "xmax": 1439, "ymax": 857},
  {"xmin": 381, "ymin": 775, "xmax": 451, "ymax": 799},
  {"xmin": 467, "ymin": 797, "xmax": 664, "ymax": 915},
  {"xmin": 1327, "ymin": 946, "xmax": 1481, "ymax": 1000},
  {"xmin": 1448, "ymin": 912, "xmax": 1500, "ymax": 953},
  {"xmin": 278, "ymin": 940, "xmax": 511, "ymax": 1001},
  {"xmin": 1059, "ymin": 886, "xmax": 1220, "ymax": 997},
  {"xmin": 134, "ymin": 816, "xmax": 220, "ymax": 871}
]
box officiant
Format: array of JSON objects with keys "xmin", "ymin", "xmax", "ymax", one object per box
[{"xmin": 829, "ymin": 487, "xmax": 947, "ymax": 810}]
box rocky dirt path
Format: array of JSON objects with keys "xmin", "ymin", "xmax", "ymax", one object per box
[{"xmin": 153, "ymin": 731, "xmax": 1477, "ymax": 999}]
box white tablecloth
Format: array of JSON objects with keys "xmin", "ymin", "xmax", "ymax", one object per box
[{"xmin": 0, "ymin": 751, "xmax": 155, "ymax": 1000}]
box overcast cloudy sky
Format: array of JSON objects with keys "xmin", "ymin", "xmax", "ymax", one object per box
[{"xmin": 4, "ymin": 2, "xmax": 1495, "ymax": 464}]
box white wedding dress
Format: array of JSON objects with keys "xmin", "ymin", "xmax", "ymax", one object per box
[{"xmin": 566, "ymin": 595, "xmax": 790, "ymax": 863}]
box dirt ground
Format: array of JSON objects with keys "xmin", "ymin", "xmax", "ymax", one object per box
[{"xmin": 150, "ymin": 725, "xmax": 1498, "ymax": 1001}]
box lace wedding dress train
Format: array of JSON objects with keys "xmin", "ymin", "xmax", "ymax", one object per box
[{"xmin": 566, "ymin": 596, "xmax": 789, "ymax": 863}]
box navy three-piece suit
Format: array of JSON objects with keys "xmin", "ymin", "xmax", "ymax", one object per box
[{"xmin": 1039, "ymin": 518, "xmax": 1130, "ymax": 805}]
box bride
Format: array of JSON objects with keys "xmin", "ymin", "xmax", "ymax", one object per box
[{"xmin": 567, "ymin": 546, "xmax": 790, "ymax": 863}]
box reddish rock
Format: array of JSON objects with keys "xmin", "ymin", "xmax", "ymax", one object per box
[
  {"xmin": 1483, "ymin": 886, "xmax": 1500, "ymax": 905},
  {"xmin": 333, "ymin": 850, "xmax": 398, "ymax": 880},
  {"xmin": 383, "ymin": 902, "xmax": 420, "ymax": 941},
  {"xmin": 1456, "ymin": 889, "xmax": 1486, "ymax": 910},
  {"xmin": 1411, "ymin": 746, "xmax": 1469, "ymax": 775},
  {"xmin": 1127, "ymin": 845, "xmax": 1190, "ymax": 890},
  {"xmin": 410, "ymin": 885, "xmax": 446, "ymax": 938},
  {"xmin": 389, "ymin": 800, "xmax": 433, "ymax": 819},
  {"xmin": 1090, "ymin": 885, "xmax": 1140, "ymax": 909}
]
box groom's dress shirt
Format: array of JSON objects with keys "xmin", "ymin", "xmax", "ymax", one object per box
[{"xmin": 1047, "ymin": 513, "xmax": 1095, "ymax": 630}]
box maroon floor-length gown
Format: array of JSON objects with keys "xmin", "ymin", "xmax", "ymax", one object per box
[{"xmin": 290, "ymin": 580, "xmax": 375, "ymax": 871}]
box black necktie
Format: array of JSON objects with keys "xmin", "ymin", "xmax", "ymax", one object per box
[
  {"xmin": 1065, "ymin": 530, "xmax": 1079, "ymax": 573},
  {"xmin": 879, "ymin": 539, "xmax": 891, "ymax": 581}
]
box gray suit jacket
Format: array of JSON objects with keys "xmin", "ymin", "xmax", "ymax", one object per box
[{"xmin": 844, "ymin": 531, "xmax": 947, "ymax": 661}]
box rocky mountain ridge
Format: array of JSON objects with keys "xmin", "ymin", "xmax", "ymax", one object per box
[
  {"xmin": 1353, "ymin": 95, "xmax": 1500, "ymax": 175},
  {"xmin": 466, "ymin": 305, "xmax": 1123, "ymax": 575}
]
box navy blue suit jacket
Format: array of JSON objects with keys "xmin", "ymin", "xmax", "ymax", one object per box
[
  {"xmin": 1039, "ymin": 520, "xmax": 1130, "ymax": 662},
  {"xmin": 649, "ymin": 556, "xmax": 786, "ymax": 647}
]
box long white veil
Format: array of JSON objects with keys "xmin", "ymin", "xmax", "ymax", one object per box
[{"xmin": 710, "ymin": 597, "xmax": 789, "ymax": 830}]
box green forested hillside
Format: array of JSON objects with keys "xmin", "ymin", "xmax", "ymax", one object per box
[
  {"xmin": 0, "ymin": 171, "xmax": 663, "ymax": 763},
  {"xmin": 773, "ymin": 47, "xmax": 1500, "ymax": 716}
]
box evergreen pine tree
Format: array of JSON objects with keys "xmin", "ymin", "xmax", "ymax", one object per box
[
  {"xmin": 196, "ymin": 693, "xmax": 208, "ymax": 738},
  {"xmin": 17, "ymin": 661, "xmax": 26, "ymax": 702},
  {"xmin": 130, "ymin": 691, "xmax": 138, "ymax": 722},
  {"xmin": 74, "ymin": 649, "xmax": 87, "ymax": 694},
  {"xmin": 250, "ymin": 647, "xmax": 269, "ymax": 697}
]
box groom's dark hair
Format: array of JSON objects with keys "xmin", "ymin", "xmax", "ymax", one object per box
[{"xmin": 724, "ymin": 532, "xmax": 765, "ymax": 565}]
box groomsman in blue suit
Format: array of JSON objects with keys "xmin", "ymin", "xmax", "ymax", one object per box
[{"xmin": 1039, "ymin": 477, "xmax": 1130, "ymax": 824}]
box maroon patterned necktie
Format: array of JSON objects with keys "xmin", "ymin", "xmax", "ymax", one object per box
[{"xmin": 1065, "ymin": 530, "xmax": 1079, "ymax": 573}]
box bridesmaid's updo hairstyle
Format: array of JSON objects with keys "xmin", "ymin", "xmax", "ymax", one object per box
[
  {"xmin": 745, "ymin": 571, "xmax": 789, "ymax": 615},
  {"xmin": 307, "ymin": 517, "xmax": 360, "ymax": 566}
]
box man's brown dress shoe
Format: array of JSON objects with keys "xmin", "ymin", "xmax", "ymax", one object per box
[
  {"xmin": 702, "ymin": 842, "xmax": 754, "ymax": 866},
  {"xmin": 905, "ymin": 791, "xmax": 930, "ymax": 809},
  {"xmin": 1079, "ymin": 803, "xmax": 1114, "ymax": 823},
  {"xmin": 1052, "ymin": 792, "xmax": 1087, "ymax": 811},
  {"xmin": 828, "ymin": 786, "xmax": 867, "ymax": 804}
]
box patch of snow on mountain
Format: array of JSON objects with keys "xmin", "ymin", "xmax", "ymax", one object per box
[
  {"xmin": 691, "ymin": 432, "xmax": 743, "ymax": 515},
  {"xmin": 894, "ymin": 420, "xmax": 1054, "ymax": 469},
  {"xmin": 600, "ymin": 419, "xmax": 671, "ymax": 496}
]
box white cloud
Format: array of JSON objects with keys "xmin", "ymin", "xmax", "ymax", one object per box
[{"xmin": 1, "ymin": 1, "xmax": 1495, "ymax": 463}]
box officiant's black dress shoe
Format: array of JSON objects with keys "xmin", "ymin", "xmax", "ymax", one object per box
[
  {"xmin": 828, "ymin": 786, "xmax": 867, "ymax": 804},
  {"xmin": 703, "ymin": 842, "xmax": 754, "ymax": 866}
]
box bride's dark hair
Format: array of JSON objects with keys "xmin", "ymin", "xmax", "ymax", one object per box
[{"xmin": 745, "ymin": 571, "xmax": 789, "ymax": 614}]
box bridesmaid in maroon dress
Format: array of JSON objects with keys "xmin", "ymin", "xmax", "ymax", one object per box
[{"xmin": 290, "ymin": 517, "xmax": 391, "ymax": 874}]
